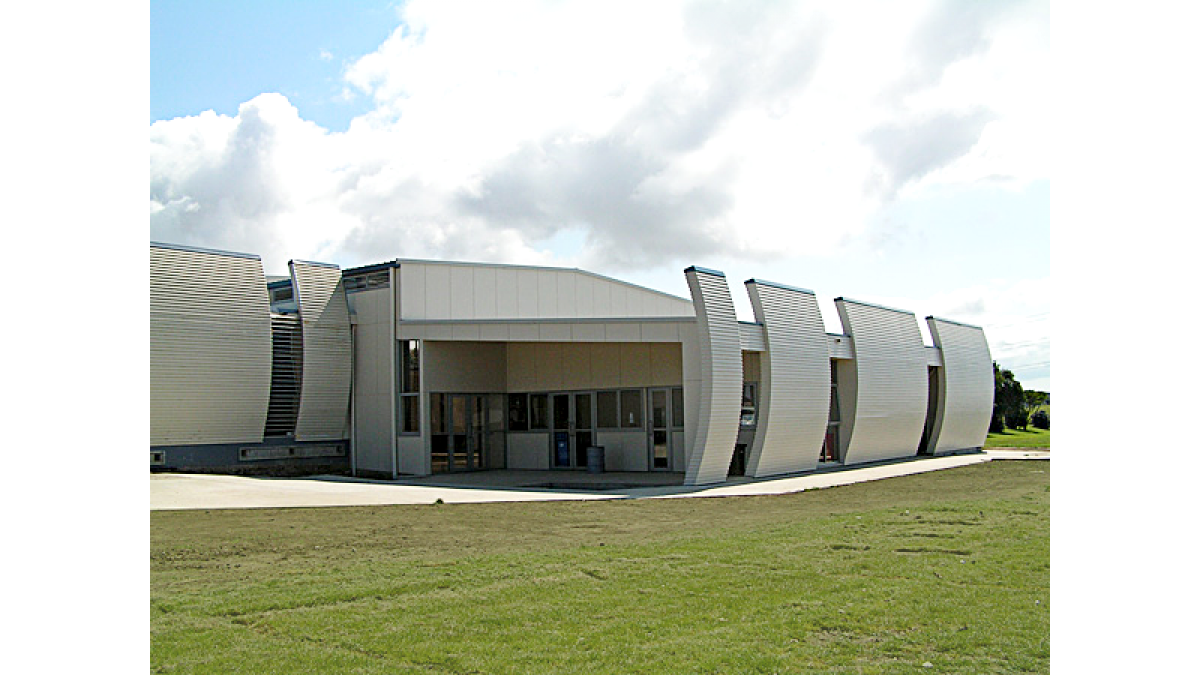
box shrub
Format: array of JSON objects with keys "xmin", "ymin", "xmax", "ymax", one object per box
[
  {"xmin": 1005, "ymin": 409, "xmax": 1029, "ymax": 431},
  {"xmin": 1031, "ymin": 410, "xmax": 1049, "ymax": 430}
]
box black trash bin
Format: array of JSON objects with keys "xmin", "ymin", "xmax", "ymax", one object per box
[{"xmin": 586, "ymin": 445, "xmax": 605, "ymax": 474}]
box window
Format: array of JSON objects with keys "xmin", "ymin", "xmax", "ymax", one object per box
[
  {"xmin": 431, "ymin": 393, "xmax": 447, "ymax": 433},
  {"xmin": 620, "ymin": 389, "xmax": 643, "ymax": 428},
  {"xmin": 829, "ymin": 361, "xmax": 840, "ymax": 423},
  {"xmin": 552, "ymin": 393, "xmax": 570, "ymax": 429},
  {"xmin": 344, "ymin": 270, "xmax": 390, "ymax": 293},
  {"xmin": 597, "ymin": 391, "xmax": 618, "ymax": 428},
  {"xmin": 507, "ymin": 394, "xmax": 528, "ymax": 431},
  {"xmin": 400, "ymin": 396, "xmax": 420, "ymax": 433},
  {"xmin": 400, "ymin": 341, "xmax": 420, "ymax": 393},
  {"xmin": 740, "ymin": 383, "xmax": 757, "ymax": 427},
  {"xmin": 671, "ymin": 387, "xmax": 684, "ymax": 428},
  {"xmin": 529, "ymin": 393, "xmax": 549, "ymax": 430},
  {"xmin": 398, "ymin": 340, "xmax": 420, "ymax": 433}
]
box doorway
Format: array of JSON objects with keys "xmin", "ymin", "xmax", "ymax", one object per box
[
  {"xmin": 431, "ymin": 393, "xmax": 496, "ymax": 473},
  {"xmin": 918, "ymin": 367, "xmax": 940, "ymax": 455},
  {"xmin": 648, "ymin": 387, "xmax": 672, "ymax": 470},
  {"xmin": 551, "ymin": 392, "xmax": 596, "ymax": 468}
]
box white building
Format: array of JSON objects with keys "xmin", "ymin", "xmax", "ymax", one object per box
[{"xmin": 150, "ymin": 242, "xmax": 994, "ymax": 485}]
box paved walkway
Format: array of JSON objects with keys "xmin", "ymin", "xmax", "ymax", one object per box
[{"xmin": 151, "ymin": 450, "xmax": 1045, "ymax": 511}]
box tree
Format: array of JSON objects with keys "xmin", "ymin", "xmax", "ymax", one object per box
[
  {"xmin": 1024, "ymin": 390, "xmax": 1049, "ymax": 411},
  {"xmin": 992, "ymin": 362, "xmax": 1027, "ymax": 432}
]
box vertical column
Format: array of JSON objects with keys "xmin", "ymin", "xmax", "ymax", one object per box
[
  {"xmin": 744, "ymin": 280, "xmax": 830, "ymax": 477},
  {"xmin": 683, "ymin": 266, "xmax": 743, "ymax": 485},
  {"xmin": 389, "ymin": 265, "xmax": 399, "ymax": 479},
  {"xmin": 290, "ymin": 260, "xmax": 352, "ymax": 441},
  {"xmin": 925, "ymin": 317, "xmax": 993, "ymax": 453},
  {"xmin": 835, "ymin": 298, "xmax": 929, "ymax": 465}
]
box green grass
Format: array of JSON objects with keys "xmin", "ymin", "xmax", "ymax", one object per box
[
  {"xmin": 986, "ymin": 425, "xmax": 1050, "ymax": 449},
  {"xmin": 151, "ymin": 461, "xmax": 1049, "ymax": 674}
]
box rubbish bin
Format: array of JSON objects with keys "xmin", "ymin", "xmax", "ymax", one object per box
[{"xmin": 586, "ymin": 445, "xmax": 606, "ymax": 474}]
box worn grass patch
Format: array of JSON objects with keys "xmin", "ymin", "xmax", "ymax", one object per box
[{"xmin": 152, "ymin": 461, "xmax": 1049, "ymax": 674}]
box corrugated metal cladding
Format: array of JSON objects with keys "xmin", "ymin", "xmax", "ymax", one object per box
[
  {"xmin": 836, "ymin": 299, "xmax": 928, "ymax": 465},
  {"xmin": 683, "ymin": 268, "xmax": 743, "ymax": 485},
  {"xmin": 745, "ymin": 282, "xmax": 831, "ymax": 477},
  {"xmin": 927, "ymin": 318, "xmax": 993, "ymax": 453},
  {"xmin": 738, "ymin": 323, "xmax": 766, "ymax": 351},
  {"xmin": 150, "ymin": 244, "xmax": 272, "ymax": 445},
  {"xmin": 290, "ymin": 261, "xmax": 352, "ymax": 441}
]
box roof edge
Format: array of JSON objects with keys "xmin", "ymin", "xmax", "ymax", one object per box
[{"xmin": 150, "ymin": 241, "xmax": 261, "ymax": 260}]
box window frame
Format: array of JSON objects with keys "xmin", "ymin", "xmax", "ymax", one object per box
[{"xmin": 397, "ymin": 339, "xmax": 421, "ymax": 435}]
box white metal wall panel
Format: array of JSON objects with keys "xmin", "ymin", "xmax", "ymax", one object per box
[
  {"xmin": 291, "ymin": 260, "xmax": 352, "ymax": 441},
  {"xmin": 926, "ymin": 318, "xmax": 993, "ymax": 453},
  {"xmin": 682, "ymin": 267, "xmax": 742, "ymax": 485},
  {"xmin": 827, "ymin": 334, "xmax": 853, "ymax": 359},
  {"xmin": 835, "ymin": 298, "xmax": 928, "ymax": 465},
  {"xmin": 150, "ymin": 243, "xmax": 272, "ymax": 445},
  {"xmin": 925, "ymin": 346, "xmax": 944, "ymax": 367},
  {"xmin": 393, "ymin": 261, "xmax": 693, "ymax": 321},
  {"xmin": 744, "ymin": 281, "xmax": 831, "ymax": 477}
]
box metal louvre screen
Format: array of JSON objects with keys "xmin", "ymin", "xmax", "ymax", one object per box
[{"xmin": 265, "ymin": 314, "xmax": 303, "ymax": 437}]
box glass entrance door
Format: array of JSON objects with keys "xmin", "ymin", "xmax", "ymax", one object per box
[
  {"xmin": 574, "ymin": 393, "xmax": 593, "ymax": 467},
  {"xmin": 552, "ymin": 393, "xmax": 571, "ymax": 467},
  {"xmin": 438, "ymin": 394, "xmax": 486, "ymax": 472},
  {"xmin": 449, "ymin": 394, "xmax": 470, "ymax": 470},
  {"xmin": 648, "ymin": 388, "xmax": 671, "ymax": 470},
  {"xmin": 551, "ymin": 392, "xmax": 595, "ymax": 468}
]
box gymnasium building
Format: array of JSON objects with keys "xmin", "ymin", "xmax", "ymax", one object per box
[{"xmin": 150, "ymin": 242, "xmax": 993, "ymax": 486}]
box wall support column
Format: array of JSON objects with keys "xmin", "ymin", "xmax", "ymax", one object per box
[{"xmin": 682, "ymin": 266, "xmax": 742, "ymax": 485}]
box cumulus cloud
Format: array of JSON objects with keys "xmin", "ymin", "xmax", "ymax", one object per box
[
  {"xmin": 863, "ymin": 108, "xmax": 997, "ymax": 198},
  {"xmin": 149, "ymin": 0, "xmax": 1050, "ymax": 276}
]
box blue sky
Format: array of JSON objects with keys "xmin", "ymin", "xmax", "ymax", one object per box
[
  {"xmin": 151, "ymin": 1, "xmax": 399, "ymax": 130},
  {"xmin": 149, "ymin": 0, "xmax": 1051, "ymax": 391}
]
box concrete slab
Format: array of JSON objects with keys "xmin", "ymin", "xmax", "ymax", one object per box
[{"xmin": 151, "ymin": 450, "xmax": 1038, "ymax": 511}]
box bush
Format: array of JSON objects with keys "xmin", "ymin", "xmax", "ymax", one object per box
[
  {"xmin": 1031, "ymin": 410, "xmax": 1049, "ymax": 430},
  {"xmin": 1005, "ymin": 409, "xmax": 1029, "ymax": 431}
]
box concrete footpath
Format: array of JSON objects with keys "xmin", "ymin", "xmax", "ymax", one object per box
[{"xmin": 150, "ymin": 450, "xmax": 1047, "ymax": 511}]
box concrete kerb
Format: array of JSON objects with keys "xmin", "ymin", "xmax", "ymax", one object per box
[{"xmin": 150, "ymin": 449, "xmax": 1044, "ymax": 511}]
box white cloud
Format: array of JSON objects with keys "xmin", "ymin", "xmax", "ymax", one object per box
[{"xmin": 150, "ymin": 0, "xmax": 1051, "ymax": 283}]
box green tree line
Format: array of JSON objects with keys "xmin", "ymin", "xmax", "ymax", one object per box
[{"xmin": 991, "ymin": 362, "xmax": 1049, "ymax": 432}]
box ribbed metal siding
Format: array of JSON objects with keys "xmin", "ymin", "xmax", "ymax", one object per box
[
  {"xmin": 745, "ymin": 282, "xmax": 830, "ymax": 477},
  {"xmin": 926, "ymin": 318, "xmax": 993, "ymax": 452},
  {"xmin": 265, "ymin": 314, "xmax": 302, "ymax": 436},
  {"xmin": 150, "ymin": 244, "xmax": 271, "ymax": 445},
  {"xmin": 683, "ymin": 268, "xmax": 742, "ymax": 485},
  {"xmin": 291, "ymin": 261, "xmax": 352, "ymax": 441},
  {"xmin": 738, "ymin": 322, "xmax": 766, "ymax": 351},
  {"xmin": 835, "ymin": 299, "xmax": 928, "ymax": 465}
]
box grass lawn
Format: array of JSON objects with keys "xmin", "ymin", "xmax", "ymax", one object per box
[
  {"xmin": 985, "ymin": 426, "xmax": 1050, "ymax": 449},
  {"xmin": 151, "ymin": 461, "xmax": 1050, "ymax": 674}
]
